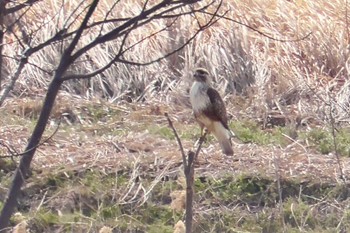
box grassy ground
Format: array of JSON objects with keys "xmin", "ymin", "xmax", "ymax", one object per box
[
  {"xmin": 1, "ymin": 0, "xmax": 350, "ymax": 232},
  {"xmin": 1, "ymin": 96, "xmax": 350, "ymax": 232}
]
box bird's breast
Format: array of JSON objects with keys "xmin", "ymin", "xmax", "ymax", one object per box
[{"xmin": 190, "ymin": 82, "xmax": 211, "ymax": 112}]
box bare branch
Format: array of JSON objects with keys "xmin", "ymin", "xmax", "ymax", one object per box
[
  {"xmin": 165, "ymin": 112, "xmax": 208, "ymax": 233},
  {"xmin": 0, "ymin": 2, "xmax": 101, "ymax": 228},
  {"xmin": 0, "ymin": 0, "xmax": 201, "ymax": 56},
  {"xmin": 116, "ymin": 9, "xmax": 225, "ymax": 66},
  {"xmin": 4, "ymin": 0, "xmax": 42, "ymax": 15},
  {"xmin": 0, "ymin": 1, "xmax": 223, "ymax": 229},
  {"xmin": 327, "ymin": 92, "xmax": 346, "ymax": 183},
  {"xmin": 0, "ymin": 28, "xmax": 66, "ymax": 106},
  {"xmin": 8, "ymin": 27, "xmax": 26, "ymax": 50},
  {"xmin": 0, "ymin": 56, "xmax": 27, "ymax": 106},
  {"xmin": 1, "ymin": 2, "xmax": 36, "ymax": 53},
  {"xmin": 154, "ymin": 0, "xmax": 212, "ymax": 18},
  {"xmin": 80, "ymin": 0, "xmax": 202, "ymax": 28},
  {"xmin": 62, "ymin": 54, "xmax": 119, "ymax": 81},
  {"xmin": 26, "ymin": 4, "xmax": 65, "ymax": 45},
  {"xmin": 97, "ymin": 0, "xmax": 121, "ymax": 37},
  {"xmin": 0, "ymin": 0, "xmax": 5, "ymax": 91},
  {"xmin": 0, "ymin": 141, "xmax": 18, "ymax": 157},
  {"xmin": 62, "ymin": 17, "xmax": 178, "ymax": 81},
  {"xmin": 62, "ymin": 0, "xmax": 99, "ymax": 61},
  {"xmin": 165, "ymin": 112, "xmax": 187, "ymax": 171},
  {"xmin": 63, "ymin": 0, "xmax": 90, "ymax": 31},
  {"xmin": 203, "ymin": 11, "xmax": 312, "ymax": 42},
  {"xmin": 0, "ymin": 116, "xmax": 62, "ymax": 158},
  {"xmin": 69, "ymin": 0, "xmax": 178, "ymax": 63},
  {"xmin": 3, "ymin": 53, "xmax": 53, "ymax": 74}
]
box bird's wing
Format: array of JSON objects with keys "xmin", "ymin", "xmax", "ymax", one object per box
[{"xmin": 203, "ymin": 87, "xmax": 230, "ymax": 130}]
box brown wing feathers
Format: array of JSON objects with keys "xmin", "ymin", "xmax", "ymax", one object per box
[{"xmin": 204, "ymin": 87, "xmax": 230, "ymax": 129}]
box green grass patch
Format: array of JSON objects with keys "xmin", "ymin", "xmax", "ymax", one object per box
[
  {"xmin": 193, "ymin": 175, "xmax": 349, "ymax": 233},
  {"xmin": 18, "ymin": 169, "xmax": 182, "ymax": 232},
  {"xmin": 148, "ymin": 125, "xmax": 175, "ymax": 140},
  {"xmin": 9, "ymin": 168, "xmax": 350, "ymax": 233},
  {"xmin": 30, "ymin": 209, "xmax": 60, "ymax": 232},
  {"xmin": 231, "ymin": 120, "xmax": 295, "ymax": 147},
  {"xmin": 231, "ymin": 120, "xmax": 350, "ymax": 157},
  {"xmin": 82, "ymin": 103, "xmax": 124, "ymax": 123},
  {"xmin": 302, "ymin": 127, "xmax": 350, "ymax": 156}
]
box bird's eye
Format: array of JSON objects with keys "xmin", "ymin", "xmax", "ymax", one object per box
[{"xmin": 196, "ymin": 70, "xmax": 205, "ymax": 75}]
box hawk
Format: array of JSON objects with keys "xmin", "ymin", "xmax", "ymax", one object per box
[{"xmin": 189, "ymin": 68, "xmax": 234, "ymax": 156}]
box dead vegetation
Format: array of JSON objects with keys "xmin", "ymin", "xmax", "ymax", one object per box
[
  {"xmin": 3, "ymin": 0, "xmax": 350, "ymax": 125},
  {"xmin": 1, "ymin": 96, "xmax": 350, "ymax": 232},
  {"xmin": 1, "ymin": 0, "xmax": 350, "ymax": 232}
]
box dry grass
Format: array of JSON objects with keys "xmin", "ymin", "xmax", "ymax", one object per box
[
  {"xmin": 1, "ymin": 95, "xmax": 350, "ymax": 232},
  {"xmin": 2, "ymin": 0, "xmax": 350, "ymax": 232},
  {"xmin": 2, "ymin": 0, "xmax": 349, "ymax": 124},
  {"xmin": 2, "ymin": 95, "xmax": 350, "ymax": 181}
]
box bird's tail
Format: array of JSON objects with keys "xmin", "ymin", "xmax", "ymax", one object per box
[{"xmin": 212, "ymin": 122, "xmax": 234, "ymax": 156}]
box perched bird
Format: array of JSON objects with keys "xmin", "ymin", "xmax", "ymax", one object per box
[{"xmin": 189, "ymin": 68, "xmax": 234, "ymax": 156}]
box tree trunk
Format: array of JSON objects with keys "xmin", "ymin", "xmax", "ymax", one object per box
[
  {"xmin": 0, "ymin": 77, "xmax": 63, "ymax": 231},
  {"xmin": 185, "ymin": 151, "xmax": 195, "ymax": 233},
  {"xmin": 0, "ymin": 0, "xmax": 6, "ymax": 91}
]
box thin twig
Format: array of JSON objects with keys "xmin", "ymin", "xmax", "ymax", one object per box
[
  {"xmin": 273, "ymin": 153, "xmax": 285, "ymax": 231},
  {"xmin": 115, "ymin": 7, "xmax": 225, "ymax": 66},
  {"xmin": 0, "ymin": 141, "xmax": 18, "ymax": 156},
  {"xmin": 97, "ymin": 0, "xmax": 121, "ymax": 36},
  {"xmin": 327, "ymin": 92, "xmax": 346, "ymax": 183},
  {"xmin": 304, "ymin": 76, "xmax": 346, "ymax": 183},
  {"xmin": 0, "ymin": 115, "xmax": 63, "ymax": 158},
  {"xmin": 165, "ymin": 113, "xmax": 187, "ymax": 171},
  {"xmin": 202, "ymin": 11, "xmax": 312, "ymax": 42},
  {"xmin": 346, "ymin": 0, "xmax": 349, "ymax": 43}
]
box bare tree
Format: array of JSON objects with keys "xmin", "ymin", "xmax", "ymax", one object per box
[
  {"xmin": 166, "ymin": 113, "xmax": 207, "ymax": 233},
  {"xmin": 0, "ymin": 0, "xmax": 223, "ymax": 231},
  {"xmin": 0, "ymin": 0, "xmax": 59, "ymax": 106}
]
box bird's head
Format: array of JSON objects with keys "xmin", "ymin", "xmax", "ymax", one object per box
[{"xmin": 193, "ymin": 68, "xmax": 210, "ymax": 83}]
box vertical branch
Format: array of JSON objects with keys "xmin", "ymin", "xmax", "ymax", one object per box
[
  {"xmin": 184, "ymin": 151, "xmax": 195, "ymax": 233},
  {"xmin": 346, "ymin": 0, "xmax": 349, "ymax": 44},
  {"xmin": 184, "ymin": 132, "xmax": 206, "ymax": 233},
  {"xmin": 0, "ymin": 57, "xmax": 27, "ymax": 106},
  {"xmin": 165, "ymin": 113, "xmax": 187, "ymax": 172},
  {"xmin": 0, "ymin": 0, "xmax": 6, "ymax": 90},
  {"xmin": 273, "ymin": 153, "xmax": 285, "ymax": 231},
  {"xmin": 306, "ymin": 82, "xmax": 346, "ymax": 183},
  {"xmin": 62, "ymin": 0, "xmax": 99, "ymax": 65},
  {"xmin": 327, "ymin": 93, "xmax": 345, "ymax": 183},
  {"xmin": 165, "ymin": 113, "xmax": 207, "ymax": 233}
]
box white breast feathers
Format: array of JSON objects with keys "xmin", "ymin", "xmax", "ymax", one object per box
[{"xmin": 190, "ymin": 81, "xmax": 211, "ymax": 113}]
